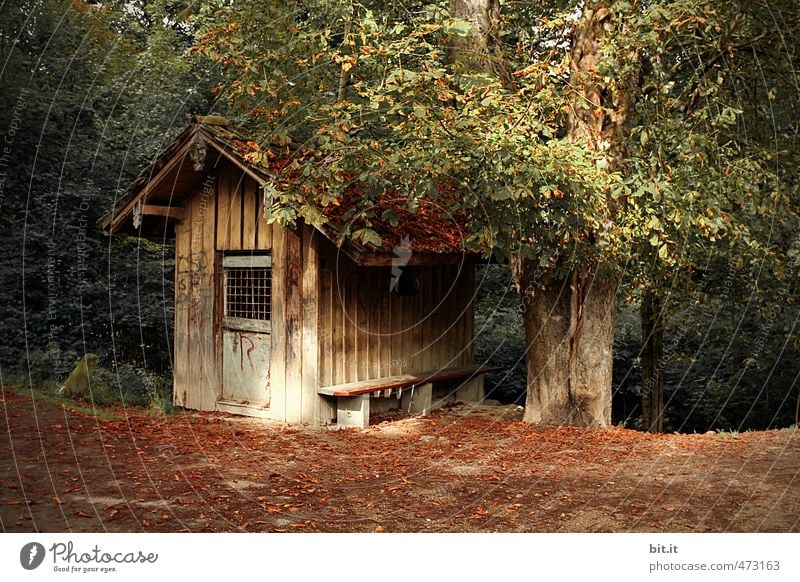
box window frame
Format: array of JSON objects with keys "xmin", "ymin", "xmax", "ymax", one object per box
[{"xmin": 221, "ymin": 253, "xmax": 272, "ymax": 334}]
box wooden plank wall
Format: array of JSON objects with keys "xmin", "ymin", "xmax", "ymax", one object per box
[
  {"xmin": 316, "ymin": 239, "xmax": 475, "ymax": 389},
  {"xmin": 215, "ymin": 162, "xmax": 272, "ymax": 252},
  {"xmin": 264, "ymin": 223, "xmax": 323, "ymax": 424},
  {"xmin": 173, "ymin": 173, "xmax": 217, "ymax": 411}
]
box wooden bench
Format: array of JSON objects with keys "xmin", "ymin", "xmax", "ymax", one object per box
[{"xmin": 318, "ymin": 365, "xmax": 502, "ymax": 428}]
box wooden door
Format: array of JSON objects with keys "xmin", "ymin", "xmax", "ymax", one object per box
[{"xmin": 220, "ymin": 254, "xmax": 272, "ymax": 407}]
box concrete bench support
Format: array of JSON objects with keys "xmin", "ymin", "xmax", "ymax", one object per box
[
  {"xmin": 337, "ymin": 394, "xmax": 370, "ymax": 428},
  {"xmin": 401, "ymin": 383, "xmax": 433, "ymax": 415},
  {"xmin": 455, "ymin": 375, "xmax": 485, "ymax": 403}
]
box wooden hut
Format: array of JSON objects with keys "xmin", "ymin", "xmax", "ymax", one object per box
[{"xmin": 99, "ymin": 116, "xmax": 496, "ymax": 427}]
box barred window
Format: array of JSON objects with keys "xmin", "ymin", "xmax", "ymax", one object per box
[{"xmin": 223, "ymin": 255, "xmax": 271, "ymax": 321}]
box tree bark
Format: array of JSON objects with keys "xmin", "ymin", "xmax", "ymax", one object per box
[
  {"xmin": 448, "ymin": 0, "xmax": 514, "ymax": 87},
  {"xmin": 512, "ymin": 259, "xmax": 615, "ymax": 427},
  {"xmin": 567, "ymin": 3, "xmax": 636, "ymax": 160},
  {"xmin": 337, "ymin": 16, "xmax": 353, "ymax": 102},
  {"xmin": 641, "ymin": 288, "xmax": 665, "ymax": 432}
]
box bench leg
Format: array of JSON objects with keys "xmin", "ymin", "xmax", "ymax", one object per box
[
  {"xmin": 456, "ymin": 376, "xmax": 485, "ymax": 403},
  {"xmin": 402, "ymin": 383, "xmax": 433, "ymax": 415},
  {"xmin": 337, "ymin": 394, "xmax": 370, "ymax": 428}
]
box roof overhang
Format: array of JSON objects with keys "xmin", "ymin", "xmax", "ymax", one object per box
[
  {"xmin": 98, "ymin": 117, "xmax": 475, "ymax": 266},
  {"xmin": 98, "ymin": 117, "xmax": 273, "ymax": 236}
]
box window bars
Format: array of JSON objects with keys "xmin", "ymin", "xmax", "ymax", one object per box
[{"xmin": 223, "ymin": 255, "xmax": 272, "ymax": 321}]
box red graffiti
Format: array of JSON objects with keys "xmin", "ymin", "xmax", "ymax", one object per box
[
  {"xmin": 288, "ymin": 260, "xmax": 302, "ymax": 288},
  {"xmin": 239, "ymin": 332, "xmax": 255, "ymax": 371}
]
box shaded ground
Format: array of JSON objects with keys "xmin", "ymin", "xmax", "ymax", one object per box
[{"xmin": 1, "ymin": 385, "xmax": 798, "ymax": 532}]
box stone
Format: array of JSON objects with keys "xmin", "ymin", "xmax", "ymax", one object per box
[{"xmin": 59, "ymin": 354, "xmax": 101, "ymax": 398}]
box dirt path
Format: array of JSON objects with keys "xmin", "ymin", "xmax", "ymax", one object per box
[{"xmin": 1, "ymin": 386, "xmax": 798, "ymax": 532}]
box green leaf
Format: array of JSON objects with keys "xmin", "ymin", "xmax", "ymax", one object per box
[
  {"xmin": 354, "ymin": 228, "xmax": 383, "ymax": 247},
  {"xmin": 491, "ymin": 187, "xmax": 513, "ymax": 201},
  {"xmin": 647, "ymin": 216, "xmax": 662, "ymax": 231},
  {"xmin": 381, "ymin": 208, "xmax": 399, "ymax": 228},
  {"xmin": 444, "ymin": 19, "xmax": 472, "ymax": 37}
]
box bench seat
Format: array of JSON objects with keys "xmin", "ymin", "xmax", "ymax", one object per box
[{"xmin": 319, "ymin": 364, "xmax": 502, "ymax": 427}]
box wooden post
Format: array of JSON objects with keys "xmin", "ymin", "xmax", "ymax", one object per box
[
  {"xmin": 301, "ymin": 225, "xmax": 328, "ymax": 424},
  {"xmin": 284, "ymin": 228, "xmax": 303, "ymax": 423},
  {"xmin": 270, "ymin": 226, "xmax": 287, "ymax": 420}
]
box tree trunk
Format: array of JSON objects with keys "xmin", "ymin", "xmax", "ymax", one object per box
[
  {"xmin": 513, "ymin": 258, "xmax": 616, "ymax": 427},
  {"xmin": 337, "ymin": 17, "xmax": 353, "ymax": 102},
  {"xmin": 448, "ymin": 0, "xmax": 514, "ymax": 87},
  {"xmin": 567, "ymin": 3, "xmax": 636, "ymax": 158},
  {"xmin": 641, "ymin": 288, "xmax": 665, "ymax": 432},
  {"xmin": 450, "ymin": 0, "xmax": 629, "ymax": 427},
  {"xmin": 506, "ymin": 2, "xmax": 633, "ymax": 427}
]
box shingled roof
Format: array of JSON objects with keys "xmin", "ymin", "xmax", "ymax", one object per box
[{"xmin": 99, "ymin": 116, "xmax": 471, "ymax": 266}]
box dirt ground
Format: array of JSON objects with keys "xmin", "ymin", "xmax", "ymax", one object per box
[{"xmin": 1, "ymin": 385, "xmax": 798, "ymax": 533}]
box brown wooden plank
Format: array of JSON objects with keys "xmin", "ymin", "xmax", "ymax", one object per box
[
  {"xmin": 242, "ymin": 177, "xmax": 257, "ymax": 249},
  {"xmin": 463, "ymin": 265, "xmax": 475, "ymax": 364},
  {"xmin": 450, "ymin": 266, "xmax": 468, "ymax": 364},
  {"xmin": 441, "ymin": 265, "xmax": 457, "ymax": 366},
  {"xmin": 410, "ymin": 268, "xmax": 423, "ymax": 373},
  {"xmin": 340, "ymin": 258, "xmax": 359, "ymax": 382},
  {"xmin": 215, "ymin": 163, "xmax": 230, "ymax": 250},
  {"xmin": 184, "ymin": 193, "xmax": 199, "ymax": 410},
  {"xmin": 366, "ymin": 269, "xmax": 379, "ymax": 381},
  {"xmin": 346, "ymin": 260, "xmax": 354, "ymax": 382},
  {"xmin": 428, "ymin": 266, "xmax": 443, "ymax": 370},
  {"xmin": 253, "ymin": 181, "xmax": 261, "ymax": 248},
  {"xmin": 270, "ymin": 225, "xmax": 287, "ymax": 419},
  {"xmin": 331, "ymin": 252, "xmax": 344, "ymax": 385},
  {"xmin": 390, "ymin": 274, "xmax": 402, "ymax": 376},
  {"xmin": 173, "ymin": 219, "xmax": 191, "ymax": 408},
  {"xmin": 185, "ymin": 194, "xmax": 203, "ymax": 410},
  {"xmin": 378, "ymin": 268, "xmax": 391, "ymax": 378},
  {"xmin": 141, "ymin": 204, "xmax": 186, "ymax": 220},
  {"xmin": 228, "ymin": 169, "xmax": 244, "ymax": 250},
  {"xmin": 318, "ymin": 365, "xmax": 502, "ymax": 397},
  {"xmin": 301, "ymin": 225, "xmax": 326, "ymax": 423},
  {"xmin": 213, "ymin": 250, "xmax": 223, "ymax": 404},
  {"xmin": 255, "ymin": 184, "xmax": 272, "ymax": 250},
  {"xmin": 441, "ymin": 266, "xmax": 455, "ymax": 366},
  {"xmin": 355, "ymin": 269, "xmax": 369, "ymax": 382},
  {"xmin": 199, "ymin": 181, "xmax": 217, "ymax": 410},
  {"xmin": 284, "ymin": 227, "xmax": 303, "ymax": 423},
  {"xmin": 318, "ymin": 246, "xmax": 332, "ymax": 389},
  {"xmin": 455, "ymin": 266, "xmax": 468, "ymax": 364},
  {"xmin": 418, "ymin": 268, "xmax": 432, "ymax": 372},
  {"xmin": 401, "ymin": 285, "xmax": 413, "ymax": 374}
]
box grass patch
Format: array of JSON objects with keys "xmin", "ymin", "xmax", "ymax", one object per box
[
  {"xmin": 4, "ymin": 383, "xmax": 119, "ymax": 421},
  {"xmin": 715, "ymin": 429, "xmax": 741, "ymax": 438}
]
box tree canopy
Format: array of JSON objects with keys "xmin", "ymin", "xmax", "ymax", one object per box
[{"xmin": 194, "ymin": 1, "xmax": 796, "ymax": 277}]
